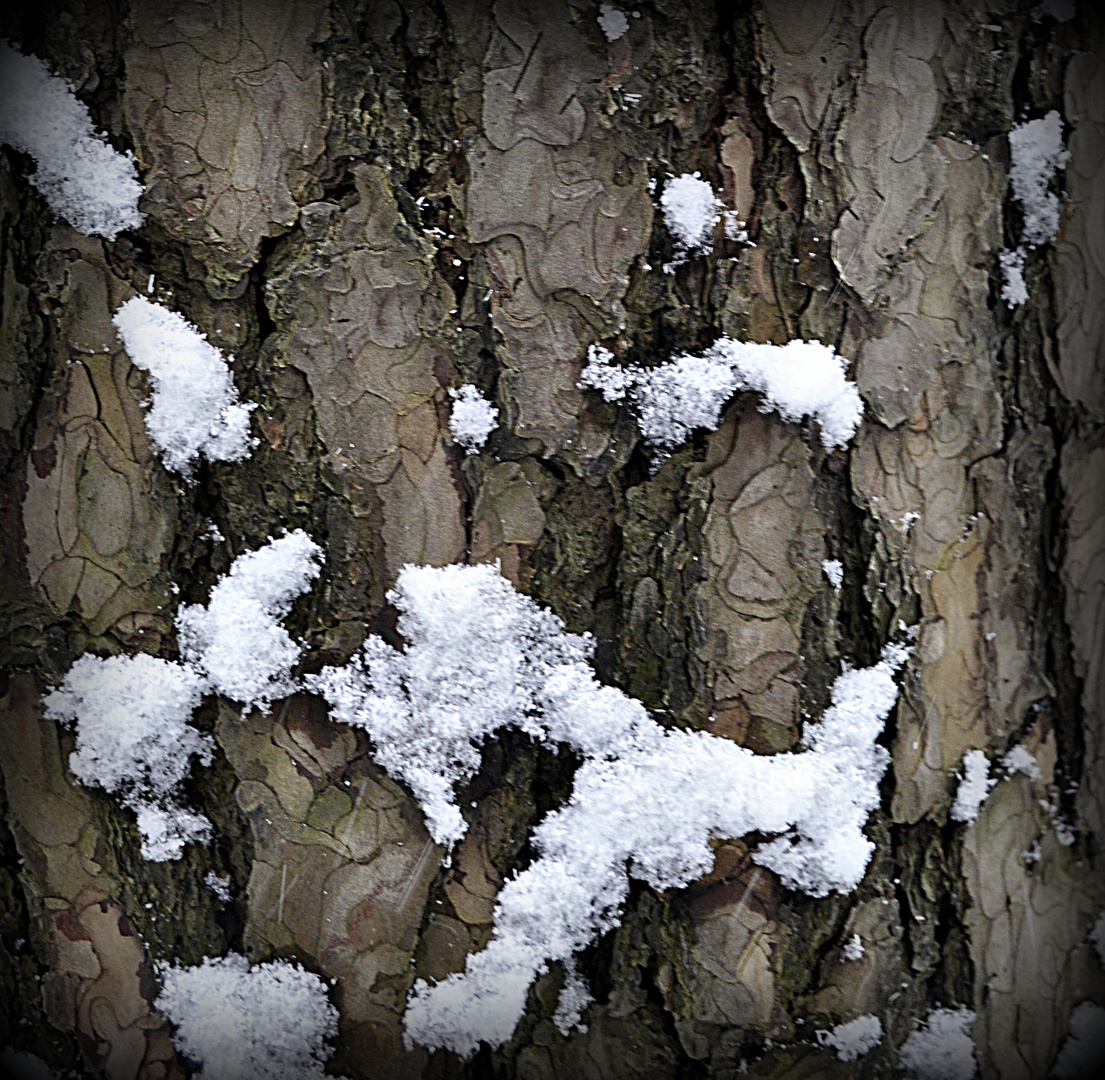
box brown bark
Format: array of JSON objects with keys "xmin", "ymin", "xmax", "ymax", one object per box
[{"xmin": 1, "ymin": 1, "xmax": 1103, "ymax": 1077}]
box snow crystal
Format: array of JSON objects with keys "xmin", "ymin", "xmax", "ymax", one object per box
[
  {"xmin": 552, "ymin": 958, "xmax": 593, "ymax": 1036},
  {"xmin": 177, "ymin": 531, "xmax": 322, "ymax": 710},
  {"xmin": 822, "ymin": 559, "xmax": 844, "ymax": 590},
  {"xmin": 819, "ymin": 1015, "xmax": 882, "ymax": 1062},
  {"xmin": 580, "ymin": 336, "xmax": 863, "ymax": 452},
  {"xmin": 1053, "ymin": 1002, "xmax": 1105, "ymax": 1079},
  {"xmin": 448, "ymin": 384, "xmax": 498, "ymax": 453},
  {"xmin": 660, "ymin": 173, "xmax": 720, "ymax": 262},
  {"xmin": 597, "ymin": 3, "xmax": 629, "ymax": 41},
  {"xmin": 951, "ymin": 750, "xmax": 994, "ymax": 823},
  {"xmin": 899, "ymin": 1006, "xmax": 977, "ymax": 1080},
  {"xmin": 113, "ymin": 297, "xmax": 253, "ymax": 475},
  {"xmin": 842, "ymin": 933, "xmax": 864, "ymax": 961},
  {"xmin": 205, "ymin": 871, "xmax": 232, "ymax": 902},
  {"xmin": 156, "ymin": 954, "xmax": 338, "ymax": 1080},
  {"xmin": 316, "ymin": 564, "xmax": 907, "ymax": 1055},
  {"xmin": 1090, "ymin": 912, "xmax": 1105, "ymax": 967},
  {"xmin": 1009, "ymin": 111, "xmax": 1068, "ymax": 247},
  {"xmin": 1003, "ymin": 744, "xmax": 1040, "ymax": 780},
  {"xmin": 44, "ymin": 653, "xmax": 213, "ymax": 861},
  {"xmin": 0, "ymin": 41, "xmax": 144, "ymax": 239},
  {"xmin": 1000, "ymin": 248, "xmax": 1028, "ymax": 308},
  {"xmin": 0, "ymin": 1049, "xmax": 58, "ymax": 1080}
]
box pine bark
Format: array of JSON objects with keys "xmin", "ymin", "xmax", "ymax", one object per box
[{"xmin": 1, "ymin": 2, "xmax": 1103, "ymax": 1078}]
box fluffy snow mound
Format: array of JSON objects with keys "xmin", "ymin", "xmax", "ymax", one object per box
[
  {"xmin": 0, "ymin": 40, "xmax": 144, "ymax": 238},
  {"xmin": 581, "ymin": 337, "xmax": 863, "ymax": 452},
  {"xmin": 156, "ymin": 954, "xmax": 338, "ymax": 1080},
  {"xmin": 44, "ymin": 653, "xmax": 212, "ymax": 860},
  {"xmin": 899, "ymin": 1006, "xmax": 977, "ymax": 1080},
  {"xmin": 113, "ymin": 297, "xmax": 254, "ymax": 475},
  {"xmin": 178, "ymin": 530, "xmax": 323, "ymax": 710},
  {"xmin": 448, "ymin": 384, "xmax": 498, "ymax": 453},
  {"xmin": 310, "ymin": 561, "xmax": 909, "ymax": 1055}
]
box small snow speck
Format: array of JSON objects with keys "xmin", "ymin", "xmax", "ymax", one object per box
[
  {"xmin": 951, "ymin": 750, "xmax": 994, "ymax": 823},
  {"xmin": 822, "ymin": 559, "xmax": 844, "ymax": 590}
]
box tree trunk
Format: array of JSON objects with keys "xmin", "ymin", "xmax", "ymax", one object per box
[{"xmin": 1, "ymin": 2, "xmax": 1103, "ymax": 1078}]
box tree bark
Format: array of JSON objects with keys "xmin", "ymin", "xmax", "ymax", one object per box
[{"xmin": 1, "ymin": 1, "xmax": 1103, "ymax": 1078}]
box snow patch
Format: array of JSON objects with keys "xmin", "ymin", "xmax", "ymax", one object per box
[
  {"xmin": 44, "ymin": 653, "xmax": 213, "ymax": 861},
  {"xmin": 113, "ymin": 297, "xmax": 254, "ymax": 476},
  {"xmin": 1003, "ymin": 744, "xmax": 1040, "ymax": 780},
  {"xmin": 659, "ymin": 173, "xmax": 719, "ymax": 262},
  {"xmin": 155, "ymin": 954, "xmax": 339, "ymax": 1080},
  {"xmin": 951, "ymin": 750, "xmax": 994, "ymax": 823},
  {"xmin": 842, "ymin": 933, "xmax": 864, "ymax": 961},
  {"xmin": 552, "ymin": 958, "xmax": 593, "ymax": 1036},
  {"xmin": 0, "ymin": 41, "xmax": 144, "ymax": 239},
  {"xmin": 899, "ymin": 1006, "xmax": 978, "ymax": 1080},
  {"xmin": 580, "ymin": 337, "xmax": 863, "ymax": 452},
  {"xmin": 448, "ymin": 384, "xmax": 497, "ymax": 453},
  {"xmin": 314, "ymin": 564, "xmax": 908, "ymax": 1055},
  {"xmin": 822, "ymin": 559, "xmax": 844, "ymax": 590},
  {"xmin": 597, "ymin": 3, "xmax": 629, "ymax": 40},
  {"xmin": 818, "ymin": 1014, "xmax": 882, "ymax": 1061},
  {"xmin": 177, "ymin": 530, "xmax": 322, "ymax": 710},
  {"xmin": 1010, "ymin": 111, "xmax": 1068, "ymax": 246},
  {"xmin": 1052, "ymin": 1002, "xmax": 1105, "ymax": 1079},
  {"xmin": 1000, "ymin": 247, "xmax": 1028, "ymax": 308}
]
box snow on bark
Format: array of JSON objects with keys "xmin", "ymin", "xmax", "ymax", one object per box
[
  {"xmin": 898, "ymin": 1006, "xmax": 978, "ymax": 1080},
  {"xmin": 113, "ymin": 297, "xmax": 254, "ymax": 476},
  {"xmin": 0, "ymin": 40, "xmax": 144, "ymax": 239},
  {"xmin": 448, "ymin": 384, "xmax": 498, "ymax": 453},
  {"xmin": 177, "ymin": 530, "xmax": 323, "ymax": 710},
  {"xmin": 44, "ymin": 653, "xmax": 212, "ymax": 860},
  {"xmin": 818, "ymin": 1015, "xmax": 882, "ymax": 1061},
  {"xmin": 310, "ymin": 561, "xmax": 909, "ymax": 1055},
  {"xmin": 155, "ymin": 954, "xmax": 339, "ymax": 1080},
  {"xmin": 950, "ymin": 749, "xmax": 994, "ymax": 823},
  {"xmin": 581, "ymin": 337, "xmax": 864, "ymax": 453}
]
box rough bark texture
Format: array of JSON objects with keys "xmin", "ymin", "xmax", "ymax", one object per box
[{"xmin": 1, "ymin": 1, "xmax": 1103, "ymax": 1077}]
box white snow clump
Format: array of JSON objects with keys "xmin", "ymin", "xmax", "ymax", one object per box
[
  {"xmin": 899, "ymin": 1006, "xmax": 978, "ymax": 1080},
  {"xmin": 0, "ymin": 41, "xmax": 144, "ymax": 239},
  {"xmin": 309, "ymin": 561, "xmax": 909, "ymax": 1055},
  {"xmin": 113, "ymin": 297, "xmax": 254, "ymax": 475},
  {"xmin": 842, "ymin": 933, "xmax": 865, "ymax": 961},
  {"xmin": 822, "ymin": 559, "xmax": 844, "ymax": 590},
  {"xmin": 1000, "ymin": 110, "xmax": 1068, "ymax": 308},
  {"xmin": 597, "ymin": 4, "xmax": 629, "ymax": 41},
  {"xmin": 951, "ymin": 749, "xmax": 994, "ymax": 823},
  {"xmin": 1003, "ymin": 744, "xmax": 1040, "ymax": 780},
  {"xmin": 1052, "ymin": 1002, "xmax": 1105, "ymax": 1079},
  {"xmin": 819, "ymin": 1014, "xmax": 882, "ymax": 1061},
  {"xmin": 580, "ymin": 336, "xmax": 863, "ymax": 452},
  {"xmin": 45, "ymin": 533, "xmax": 322, "ymax": 859},
  {"xmin": 177, "ymin": 530, "xmax": 322, "ymax": 710},
  {"xmin": 448, "ymin": 384, "xmax": 498, "ymax": 453},
  {"xmin": 155, "ymin": 954, "xmax": 339, "ymax": 1080},
  {"xmin": 552, "ymin": 959, "xmax": 593, "ymax": 1036},
  {"xmin": 659, "ymin": 173, "xmax": 720, "ymax": 263},
  {"xmin": 44, "ymin": 653, "xmax": 213, "ymax": 860}
]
